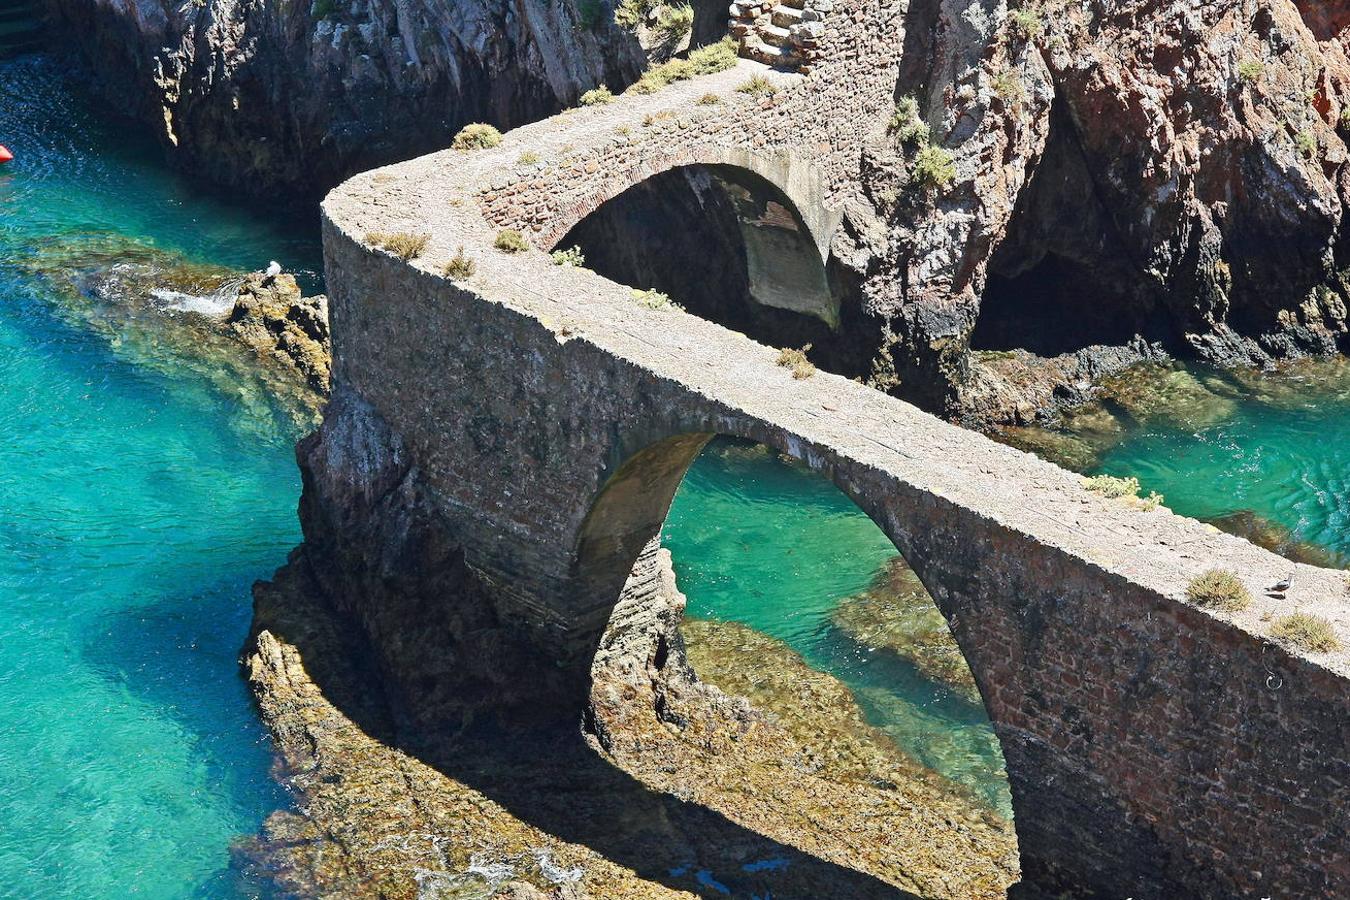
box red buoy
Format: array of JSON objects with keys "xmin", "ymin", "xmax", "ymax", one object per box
[{"xmin": 0, "ymin": 145, "xmax": 12, "ymax": 164}]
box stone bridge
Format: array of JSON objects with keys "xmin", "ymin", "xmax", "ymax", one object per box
[{"xmin": 311, "ymin": 51, "xmax": 1350, "ymax": 900}]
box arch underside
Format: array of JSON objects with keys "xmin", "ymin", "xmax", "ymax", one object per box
[{"xmin": 553, "ymin": 158, "xmax": 883, "ymax": 375}]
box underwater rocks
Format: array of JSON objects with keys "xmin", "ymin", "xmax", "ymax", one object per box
[
  {"xmin": 830, "ymin": 557, "xmax": 980, "ymax": 705},
  {"xmin": 227, "ymin": 273, "xmax": 331, "ymax": 392},
  {"xmin": 240, "ymin": 547, "xmax": 1017, "ymax": 899},
  {"xmin": 993, "ymin": 361, "xmax": 1248, "ymax": 471},
  {"xmin": 16, "ymin": 232, "xmax": 325, "ymax": 424}
]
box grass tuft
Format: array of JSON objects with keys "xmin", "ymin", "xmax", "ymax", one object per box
[
  {"xmin": 628, "ymin": 37, "xmax": 738, "ymax": 95},
  {"xmin": 1237, "ymin": 59, "xmax": 1264, "ymax": 84},
  {"xmin": 493, "ymin": 229, "xmax": 529, "ymax": 253},
  {"xmin": 551, "ymin": 246, "xmax": 586, "ymax": 267},
  {"xmin": 452, "ymin": 123, "xmax": 503, "ymax": 150},
  {"xmin": 1009, "ymin": 5, "xmax": 1042, "ymax": 40},
  {"xmin": 776, "ymin": 344, "xmax": 816, "ymax": 379},
  {"xmin": 1271, "ymin": 612, "xmax": 1341, "ymax": 653},
  {"xmin": 889, "ymin": 96, "xmax": 931, "ymax": 145},
  {"xmin": 737, "ymin": 74, "xmax": 779, "ymax": 97},
  {"xmin": 912, "ymin": 144, "xmax": 956, "ymax": 189},
  {"xmin": 632, "ymin": 288, "xmax": 682, "ymax": 310},
  {"xmin": 579, "ymin": 86, "xmax": 615, "ymax": 106},
  {"xmin": 1185, "ymin": 569, "xmax": 1252, "ymax": 612},
  {"xmin": 444, "ymin": 247, "xmax": 476, "ymax": 280},
  {"xmin": 365, "ymin": 231, "xmax": 430, "ymax": 261}
]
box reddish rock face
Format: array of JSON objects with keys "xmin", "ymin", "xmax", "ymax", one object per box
[{"xmin": 859, "ymin": 0, "xmax": 1350, "ymax": 421}]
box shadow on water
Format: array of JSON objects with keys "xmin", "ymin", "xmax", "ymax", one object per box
[{"xmin": 263, "ymin": 590, "xmax": 925, "ymax": 900}]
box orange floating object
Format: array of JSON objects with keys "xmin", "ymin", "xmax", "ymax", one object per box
[{"xmin": 0, "ymin": 145, "xmax": 12, "ymax": 163}]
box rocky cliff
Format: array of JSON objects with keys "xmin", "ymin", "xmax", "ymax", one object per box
[
  {"xmin": 46, "ymin": 0, "xmax": 653, "ymax": 198},
  {"xmin": 862, "ymin": 0, "xmax": 1350, "ymax": 423}
]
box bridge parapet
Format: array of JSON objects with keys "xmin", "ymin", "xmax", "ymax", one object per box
[{"xmin": 316, "ymin": 53, "xmax": 1350, "ymax": 900}]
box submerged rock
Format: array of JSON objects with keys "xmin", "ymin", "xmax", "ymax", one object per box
[
  {"xmin": 1204, "ymin": 510, "xmax": 1347, "ymax": 570},
  {"xmin": 16, "ymin": 232, "xmax": 325, "ymax": 427},
  {"xmin": 1097, "ymin": 363, "xmax": 1241, "ymax": 432},
  {"xmin": 830, "ymin": 557, "xmax": 980, "ymax": 705},
  {"xmin": 239, "ymin": 550, "xmax": 1018, "ymax": 899}
]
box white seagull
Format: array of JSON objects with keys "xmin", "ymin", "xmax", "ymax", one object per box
[{"xmin": 264, "ymin": 260, "xmax": 282, "ymax": 282}]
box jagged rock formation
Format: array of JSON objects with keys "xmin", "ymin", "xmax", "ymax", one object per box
[
  {"xmin": 871, "ymin": 0, "xmax": 1350, "ymax": 423},
  {"xmin": 46, "ymin": 0, "xmax": 649, "ymax": 198},
  {"xmin": 227, "ymin": 273, "xmax": 331, "ymax": 392}
]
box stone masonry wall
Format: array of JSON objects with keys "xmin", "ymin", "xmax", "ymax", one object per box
[{"xmin": 315, "ymin": 62, "xmax": 1350, "ymax": 894}]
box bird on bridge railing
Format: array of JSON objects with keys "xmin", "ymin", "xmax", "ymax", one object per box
[{"xmin": 1266, "ymin": 572, "xmax": 1294, "ymax": 596}]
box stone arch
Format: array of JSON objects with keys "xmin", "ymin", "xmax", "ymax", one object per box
[
  {"xmin": 566, "ymin": 424, "xmax": 1023, "ymax": 830},
  {"xmin": 548, "ymin": 149, "xmax": 882, "ymax": 374},
  {"xmin": 541, "ymin": 145, "xmax": 841, "ymax": 261}
]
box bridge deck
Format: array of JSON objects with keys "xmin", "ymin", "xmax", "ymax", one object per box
[{"xmin": 323, "ymin": 62, "xmax": 1350, "ymax": 676}]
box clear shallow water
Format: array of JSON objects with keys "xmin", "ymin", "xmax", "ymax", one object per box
[
  {"xmin": 1093, "ymin": 372, "xmax": 1350, "ymax": 559},
  {"xmin": 0, "ymin": 54, "xmax": 318, "ymax": 896},
  {"xmin": 664, "ymin": 440, "xmax": 1014, "ymax": 814}
]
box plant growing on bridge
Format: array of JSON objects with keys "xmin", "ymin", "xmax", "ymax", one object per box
[
  {"xmin": 1271, "ymin": 612, "xmax": 1341, "ymax": 653},
  {"xmin": 911, "ymin": 144, "xmax": 956, "ymax": 190},
  {"xmin": 698, "ymin": 92, "xmax": 722, "ymax": 105},
  {"xmin": 452, "ymin": 123, "xmax": 502, "ymax": 150},
  {"xmin": 365, "ymin": 231, "xmax": 430, "ymax": 261},
  {"xmin": 629, "ymin": 37, "xmax": 738, "ymax": 94},
  {"xmin": 444, "ymin": 247, "xmax": 477, "ymax": 280},
  {"xmin": 551, "ymin": 246, "xmax": 586, "ymax": 267},
  {"xmin": 1237, "ymin": 59, "xmax": 1265, "ymax": 84},
  {"xmin": 580, "ymin": 85, "xmax": 615, "ymax": 106},
  {"xmin": 737, "ymin": 74, "xmax": 779, "ymax": 97},
  {"xmin": 777, "ymin": 344, "xmax": 816, "ymax": 379},
  {"xmin": 1084, "ymin": 474, "xmax": 1163, "ymax": 510},
  {"xmin": 1185, "ymin": 569, "xmax": 1252, "ymax": 612},
  {"xmin": 517, "ymin": 150, "xmax": 541, "ymax": 165},
  {"xmin": 889, "ymin": 96, "xmax": 931, "ymax": 146},
  {"xmin": 632, "ymin": 288, "xmax": 683, "ymax": 310},
  {"xmin": 494, "ymin": 229, "xmax": 530, "ymax": 253}
]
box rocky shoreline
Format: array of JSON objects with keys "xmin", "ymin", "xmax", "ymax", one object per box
[{"xmin": 236, "ymin": 548, "xmax": 1017, "ymax": 899}]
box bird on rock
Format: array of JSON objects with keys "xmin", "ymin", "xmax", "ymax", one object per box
[
  {"xmin": 1266, "ymin": 572, "xmax": 1293, "ymax": 595},
  {"xmin": 264, "ymin": 261, "xmax": 282, "ymax": 283}
]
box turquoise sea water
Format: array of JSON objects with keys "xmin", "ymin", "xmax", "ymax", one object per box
[
  {"xmin": 1092, "ymin": 372, "xmax": 1350, "ymax": 559},
  {"xmin": 0, "ymin": 55, "xmax": 318, "ymax": 896},
  {"xmin": 664, "ymin": 441, "xmax": 1014, "ymax": 813}
]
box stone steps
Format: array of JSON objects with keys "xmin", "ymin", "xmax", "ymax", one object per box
[
  {"xmin": 760, "ymin": 23, "xmax": 792, "ymax": 48},
  {"xmin": 742, "ymin": 39, "xmax": 801, "ymax": 69},
  {"xmin": 771, "ymin": 5, "xmax": 804, "ymax": 28},
  {"xmin": 728, "ymin": 0, "xmax": 822, "ymax": 73}
]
